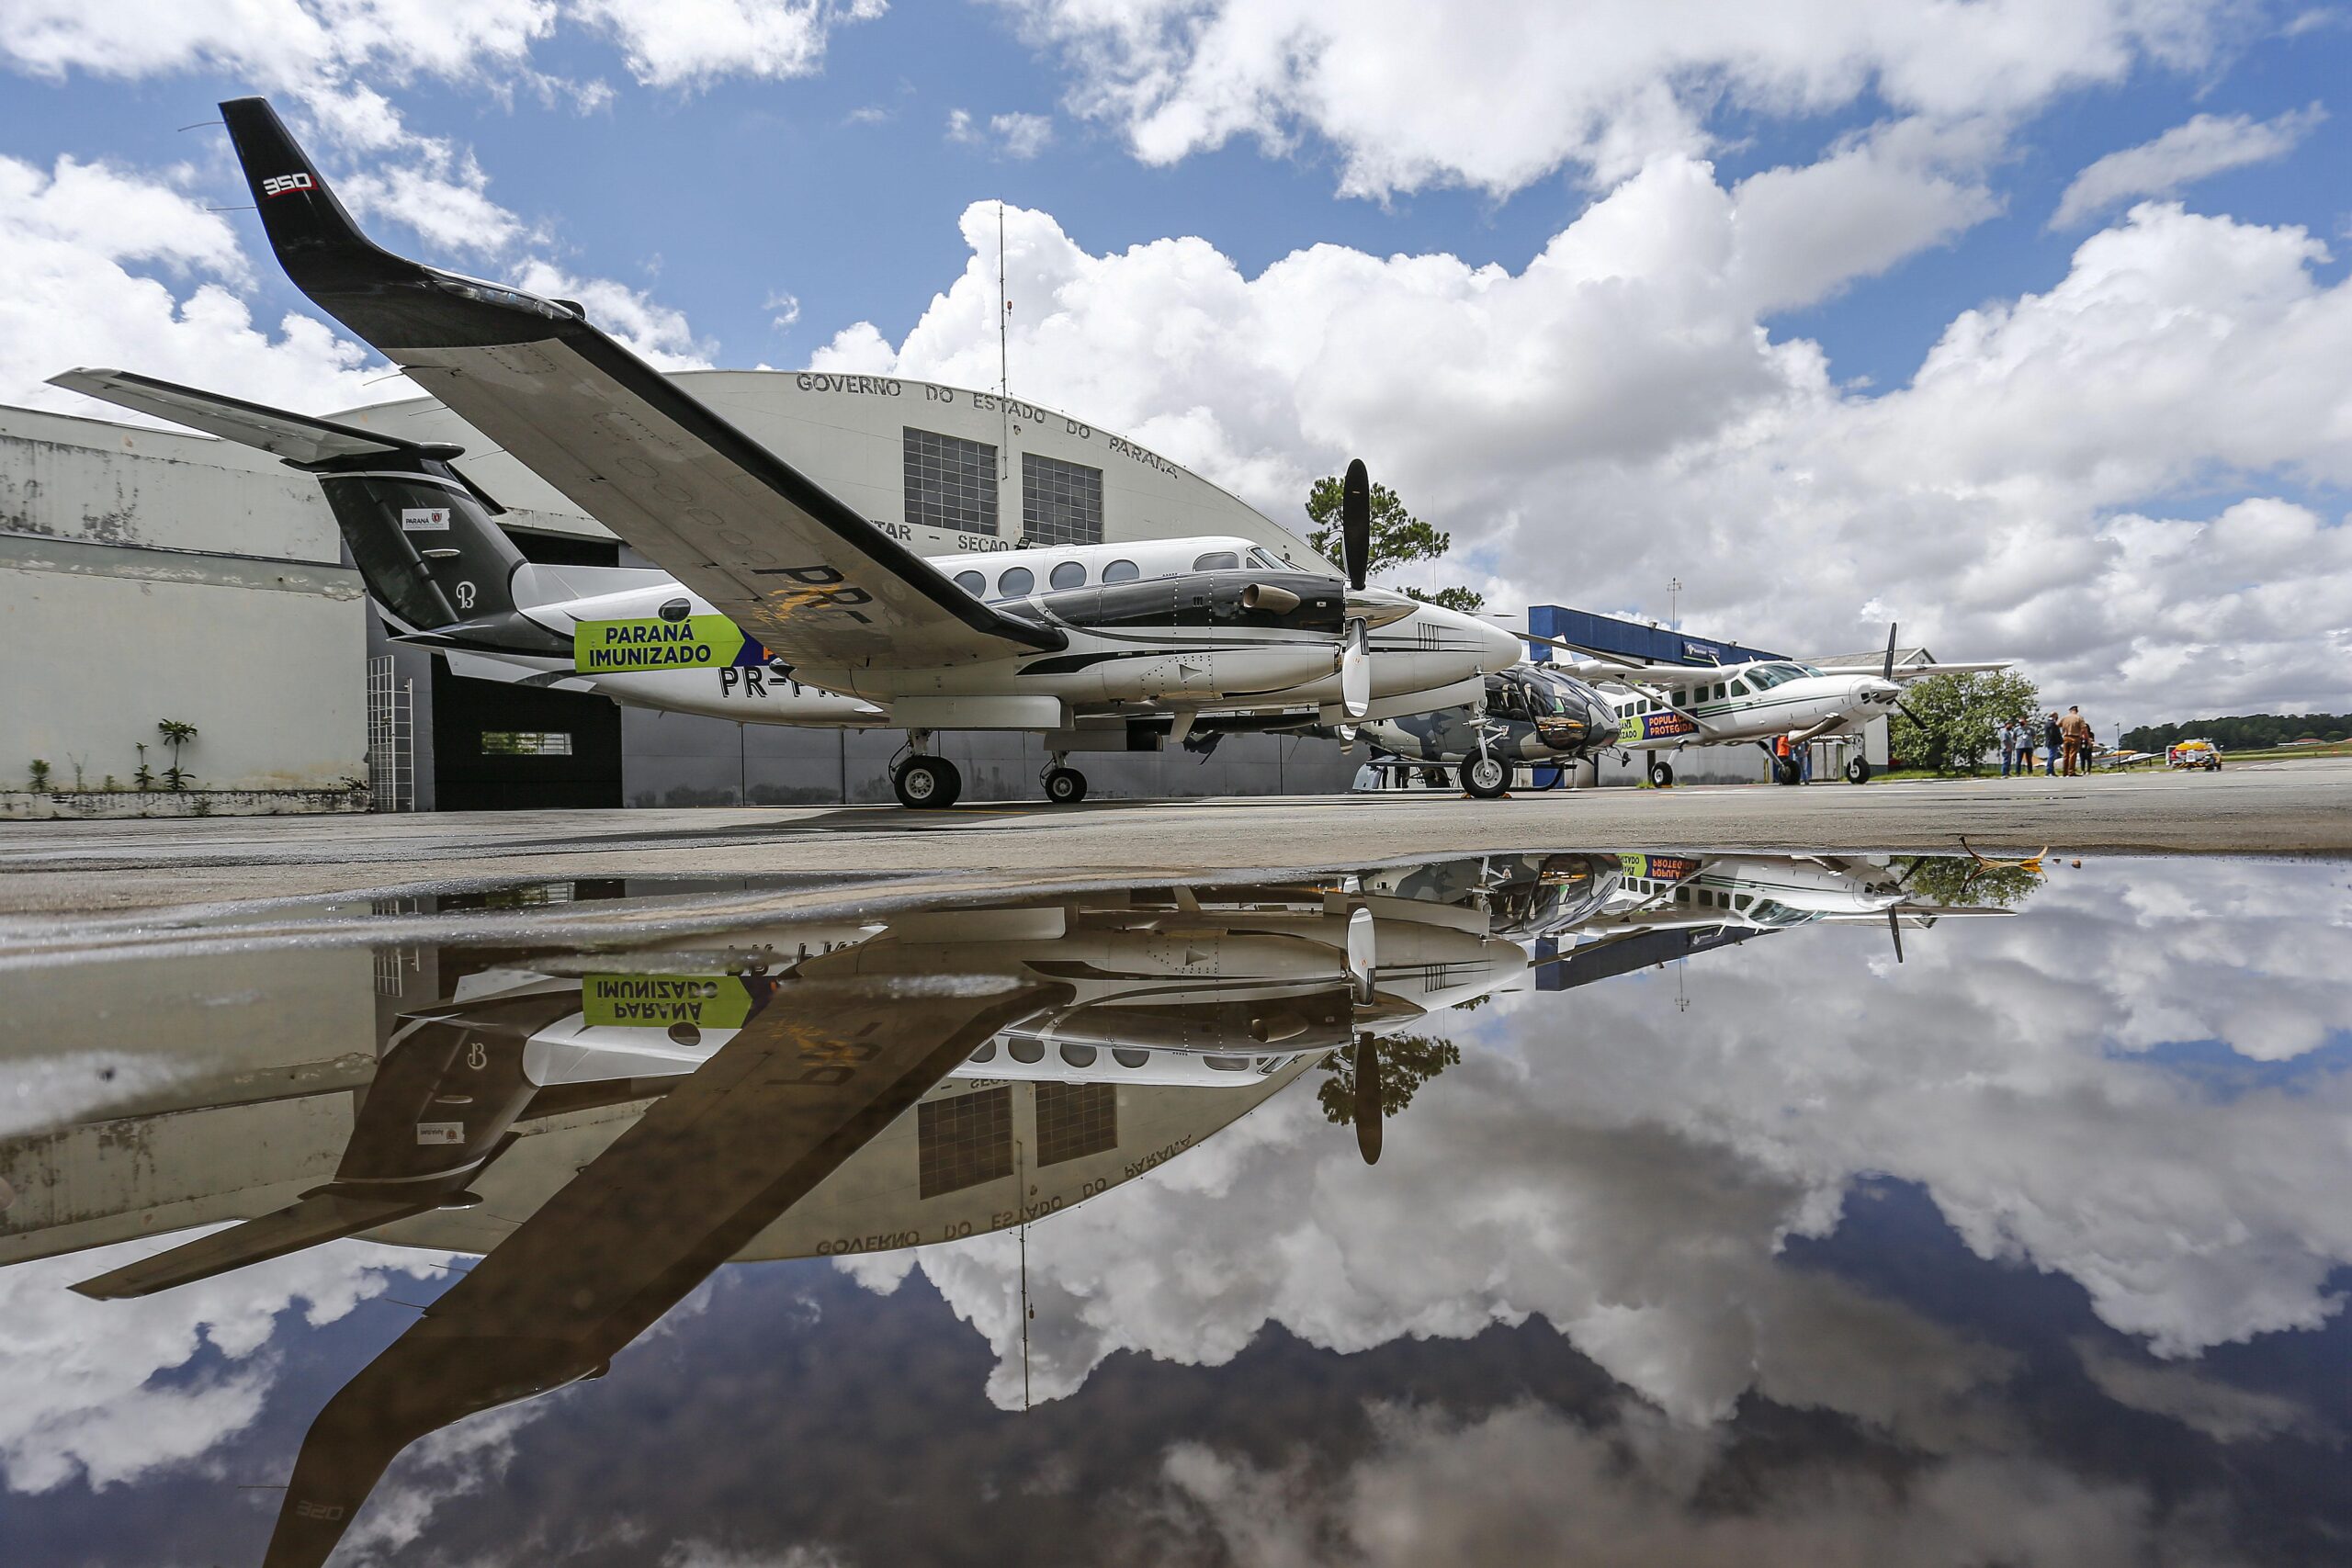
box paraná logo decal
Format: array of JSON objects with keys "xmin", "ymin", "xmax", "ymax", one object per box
[
  {"xmin": 582, "ymin": 975, "xmax": 754, "ymax": 1030},
  {"xmin": 260, "ymin": 172, "xmax": 315, "ymax": 198},
  {"xmin": 400, "ymin": 507, "xmax": 450, "ymax": 532}
]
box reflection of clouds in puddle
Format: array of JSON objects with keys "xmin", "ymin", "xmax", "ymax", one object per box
[
  {"xmin": 1148, "ymin": 1399, "xmax": 2252, "ymax": 1568},
  {"xmin": 0, "ymin": 1052, "xmax": 194, "ymax": 1138},
  {"xmin": 851, "ymin": 861, "xmax": 2346, "ymax": 1432},
  {"xmin": 0, "ymin": 1233, "xmax": 449, "ymax": 1494},
  {"xmin": 341, "ymin": 1399, "xmax": 563, "ymax": 1565}
]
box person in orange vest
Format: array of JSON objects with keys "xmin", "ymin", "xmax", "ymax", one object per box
[{"xmin": 1773, "ymin": 731, "xmax": 1794, "ymax": 784}]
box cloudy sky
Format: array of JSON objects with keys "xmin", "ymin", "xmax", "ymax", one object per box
[{"xmin": 2, "ymin": 1, "xmax": 2347, "ymax": 730}]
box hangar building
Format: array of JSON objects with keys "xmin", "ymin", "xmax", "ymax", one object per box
[{"xmin": 1, "ymin": 372, "xmax": 1350, "ymax": 815}]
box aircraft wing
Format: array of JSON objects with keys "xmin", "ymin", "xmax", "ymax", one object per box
[
  {"xmin": 258, "ymin": 968, "xmax": 1065, "ymax": 1568},
  {"xmin": 1891, "ymin": 660, "xmax": 2011, "ymax": 679},
  {"xmin": 217, "ymin": 96, "xmax": 1062, "ymax": 671}
]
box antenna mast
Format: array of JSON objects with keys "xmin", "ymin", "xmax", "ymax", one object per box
[{"xmin": 998, "ymin": 201, "xmax": 1012, "ymax": 497}]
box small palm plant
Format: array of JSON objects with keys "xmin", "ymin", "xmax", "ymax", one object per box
[{"xmin": 156, "ymin": 719, "xmax": 198, "ymax": 792}]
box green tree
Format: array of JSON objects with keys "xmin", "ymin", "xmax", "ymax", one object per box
[
  {"xmin": 1303, "ymin": 476, "xmax": 1486, "ymax": 615},
  {"xmin": 1317, "ymin": 1032, "xmax": 1460, "ymax": 1126},
  {"xmin": 1889, "ymin": 671, "xmax": 2040, "ymax": 774},
  {"xmin": 1890, "ymin": 854, "xmax": 2045, "ymax": 909},
  {"xmin": 2120, "ymin": 712, "xmax": 2352, "ymax": 751}
]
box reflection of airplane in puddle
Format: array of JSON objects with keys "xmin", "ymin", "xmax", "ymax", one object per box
[{"xmin": 0, "ymin": 852, "xmax": 2003, "ymax": 1567}]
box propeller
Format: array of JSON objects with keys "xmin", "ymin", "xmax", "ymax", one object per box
[
  {"xmin": 1886, "ymin": 906, "xmax": 1905, "ymax": 964},
  {"xmin": 1883, "ymin": 621, "xmax": 1898, "ymax": 683},
  {"xmin": 1338, "ymin": 458, "xmax": 1373, "ymax": 719},
  {"xmin": 1346, "ymin": 905, "xmax": 1375, "ymax": 1005},
  {"xmin": 1351, "ymin": 1032, "xmax": 1383, "ymax": 1166}
]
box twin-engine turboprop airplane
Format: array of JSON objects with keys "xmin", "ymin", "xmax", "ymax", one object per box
[
  {"xmin": 139, "ymin": 96, "xmax": 1521, "ymax": 809},
  {"xmin": 1358, "ymin": 661, "xmax": 1623, "ymax": 796}
]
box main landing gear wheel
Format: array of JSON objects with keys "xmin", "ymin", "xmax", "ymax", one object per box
[
  {"xmin": 1844, "ymin": 757, "xmax": 1872, "ymax": 784},
  {"xmin": 1773, "ymin": 757, "xmax": 1802, "ymax": 786},
  {"xmin": 892, "ymin": 755, "xmax": 962, "ymax": 810},
  {"xmin": 1461, "ymin": 755, "xmax": 1510, "ymax": 799},
  {"xmin": 1646, "ymin": 760, "xmax": 1675, "ymax": 789},
  {"xmin": 1043, "ymin": 765, "xmax": 1088, "ymax": 805}
]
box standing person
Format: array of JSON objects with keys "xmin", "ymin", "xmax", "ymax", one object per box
[
  {"xmin": 1772, "ymin": 731, "xmax": 1793, "ymax": 784},
  {"xmin": 2062, "ymin": 706, "xmax": 2092, "ymax": 776},
  {"xmin": 2043, "ymin": 712, "xmax": 2063, "ymax": 777},
  {"xmin": 1999, "ymin": 718, "xmax": 2018, "ymax": 777}
]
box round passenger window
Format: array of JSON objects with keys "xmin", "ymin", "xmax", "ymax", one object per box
[
  {"xmin": 998, "ymin": 566, "xmax": 1035, "ymax": 597},
  {"xmin": 667, "ymin": 1021, "xmax": 701, "ymax": 1046},
  {"xmin": 1113, "ymin": 1048, "xmax": 1150, "ymax": 1068},
  {"xmin": 955, "ymin": 570, "xmax": 985, "ymax": 595},
  {"xmin": 967, "ymin": 1041, "xmax": 996, "ymax": 1063},
  {"xmin": 658, "ymin": 597, "xmax": 692, "ymax": 623},
  {"xmin": 1192, "ymin": 550, "xmax": 1239, "ymax": 571},
  {"xmin": 1009, "ymin": 1037, "xmax": 1045, "ymax": 1064},
  {"xmin": 1049, "ymin": 560, "xmax": 1087, "ymax": 590},
  {"xmin": 1058, "ymin": 1043, "xmax": 1097, "ymax": 1067},
  {"xmin": 1102, "ymin": 558, "xmax": 1139, "ymax": 583}
]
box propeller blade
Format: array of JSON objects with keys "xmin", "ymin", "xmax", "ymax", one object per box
[
  {"xmin": 1887, "ymin": 907, "xmax": 1905, "ymax": 964},
  {"xmin": 1341, "ymin": 458, "xmax": 1371, "ymax": 592},
  {"xmin": 1340, "ymin": 617, "xmax": 1370, "ymax": 719},
  {"xmin": 1352, "ymin": 1032, "xmax": 1383, "ymax": 1166},
  {"xmin": 1346, "ymin": 905, "xmax": 1375, "ymax": 1005},
  {"xmin": 1338, "ymin": 724, "xmax": 1358, "ymax": 752},
  {"xmin": 1895, "ymin": 700, "xmax": 1927, "ymax": 727},
  {"xmin": 1883, "ymin": 621, "xmax": 1898, "ymax": 684}
]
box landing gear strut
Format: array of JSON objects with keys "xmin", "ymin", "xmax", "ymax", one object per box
[
  {"xmin": 1646, "ymin": 759, "xmax": 1675, "ymax": 788},
  {"xmin": 1460, "ymin": 754, "xmax": 1510, "ymax": 799},
  {"xmin": 890, "ymin": 731, "xmax": 962, "ymax": 809},
  {"xmin": 1042, "ymin": 754, "xmax": 1088, "ymax": 805}
]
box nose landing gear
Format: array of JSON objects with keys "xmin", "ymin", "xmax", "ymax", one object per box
[{"xmin": 1460, "ymin": 754, "xmax": 1510, "ymax": 798}]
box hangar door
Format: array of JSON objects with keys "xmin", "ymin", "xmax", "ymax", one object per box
[{"xmin": 429, "ymin": 529, "xmax": 623, "ymax": 811}]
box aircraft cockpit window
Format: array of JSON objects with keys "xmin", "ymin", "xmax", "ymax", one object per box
[
  {"xmin": 1249, "ymin": 547, "xmax": 1286, "ymax": 569},
  {"xmin": 968, "ymin": 1041, "xmax": 997, "ymax": 1062},
  {"xmin": 1203, "ymin": 1055, "xmax": 1251, "ymax": 1071},
  {"xmin": 1729, "ymin": 679, "xmax": 1751, "ymax": 696},
  {"xmin": 1049, "ymin": 560, "xmax": 1087, "ymax": 591},
  {"xmin": 954, "ymin": 570, "xmax": 985, "ymax": 595},
  {"xmin": 1102, "ymin": 558, "xmax": 1139, "ymax": 583},
  {"xmin": 1193, "ymin": 550, "xmax": 1240, "ymax": 570},
  {"xmin": 998, "ymin": 565, "xmax": 1035, "ymax": 597},
  {"xmin": 1747, "ymin": 665, "xmax": 1787, "ymax": 689},
  {"xmin": 1499, "ymin": 682, "xmax": 1532, "ymax": 721}
]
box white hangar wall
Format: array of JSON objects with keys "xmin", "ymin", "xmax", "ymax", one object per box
[{"xmin": 0, "ymin": 404, "xmax": 369, "ymax": 818}]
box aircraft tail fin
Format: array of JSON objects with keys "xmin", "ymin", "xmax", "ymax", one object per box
[{"xmin": 48, "ymin": 368, "xmax": 565, "ymax": 653}]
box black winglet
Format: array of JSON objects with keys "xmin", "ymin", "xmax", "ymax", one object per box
[{"xmin": 219, "ymin": 97, "xmax": 407, "ymax": 298}]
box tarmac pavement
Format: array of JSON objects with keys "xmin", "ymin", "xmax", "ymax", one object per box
[{"xmin": 0, "ymin": 757, "xmax": 2344, "ymax": 920}]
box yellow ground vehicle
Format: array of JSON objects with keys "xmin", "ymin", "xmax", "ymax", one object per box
[{"xmin": 2167, "ymin": 739, "xmax": 2223, "ymax": 771}]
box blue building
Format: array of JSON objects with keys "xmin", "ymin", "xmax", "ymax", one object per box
[{"xmin": 1525, "ymin": 605, "xmax": 1781, "ymax": 669}]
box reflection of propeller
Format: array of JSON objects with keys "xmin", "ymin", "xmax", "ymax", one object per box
[
  {"xmin": 1346, "ymin": 905, "xmax": 1375, "ymax": 1005},
  {"xmin": 1886, "ymin": 906, "xmax": 1905, "ymax": 964},
  {"xmin": 1339, "ymin": 459, "xmax": 1372, "ymax": 719},
  {"xmin": 1351, "ymin": 1032, "xmax": 1383, "ymax": 1166}
]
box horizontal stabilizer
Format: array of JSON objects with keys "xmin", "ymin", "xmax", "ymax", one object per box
[
  {"xmin": 69, "ymin": 1190, "xmax": 439, "ymax": 1299},
  {"xmin": 49, "ymin": 367, "xmax": 429, "ymax": 466}
]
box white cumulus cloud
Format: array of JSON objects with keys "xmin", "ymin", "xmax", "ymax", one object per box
[{"xmin": 2052, "ymin": 104, "xmax": 2326, "ymax": 229}]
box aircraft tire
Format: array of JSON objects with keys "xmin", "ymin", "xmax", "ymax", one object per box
[
  {"xmin": 1461, "ymin": 756, "xmax": 1510, "ymax": 798},
  {"xmin": 1774, "ymin": 757, "xmax": 1802, "ymax": 786},
  {"xmin": 893, "ymin": 756, "xmax": 960, "ymax": 809},
  {"xmin": 1844, "ymin": 757, "xmax": 1871, "ymax": 784},
  {"xmin": 1646, "ymin": 760, "xmax": 1674, "ymax": 788},
  {"xmin": 1044, "ymin": 766, "xmax": 1088, "ymax": 805}
]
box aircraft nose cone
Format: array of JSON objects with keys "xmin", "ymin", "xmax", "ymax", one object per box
[{"xmin": 1479, "ymin": 618, "xmax": 1524, "ymax": 670}]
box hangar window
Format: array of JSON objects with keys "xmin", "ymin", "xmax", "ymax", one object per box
[
  {"xmin": 481, "ymin": 731, "xmax": 572, "ymax": 755},
  {"xmin": 1036, "ymin": 1081, "xmax": 1118, "ymax": 1167},
  {"xmin": 1049, "ymin": 560, "xmax": 1087, "ymax": 590},
  {"xmin": 917, "ymin": 1088, "xmax": 1013, "ymax": 1198},
  {"xmin": 1193, "ymin": 550, "xmax": 1240, "ymax": 571},
  {"xmin": 903, "ymin": 426, "xmax": 999, "ymax": 536},
  {"xmin": 1102, "ymin": 558, "xmax": 1139, "ymax": 582},
  {"xmin": 954, "ymin": 570, "xmax": 985, "ymax": 595},
  {"xmin": 998, "ymin": 565, "xmax": 1035, "ymax": 597},
  {"xmin": 1023, "ymin": 453, "xmax": 1104, "ymax": 546}
]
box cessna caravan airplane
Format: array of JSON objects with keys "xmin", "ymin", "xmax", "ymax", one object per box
[
  {"xmin": 78, "ymin": 96, "xmax": 1522, "ymax": 810},
  {"xmin": 1369, "ymin": 626, "xmax": 2008, "ymax": 790}
]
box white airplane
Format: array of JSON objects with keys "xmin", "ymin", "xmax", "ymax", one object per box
[
  {"xmin": 1544, "ymin": 626, "xmax": 2012, "ymax": 787},
  {"xmin": 93, "ymin": 96, "xmax": 1523, "ymax": 811}
]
